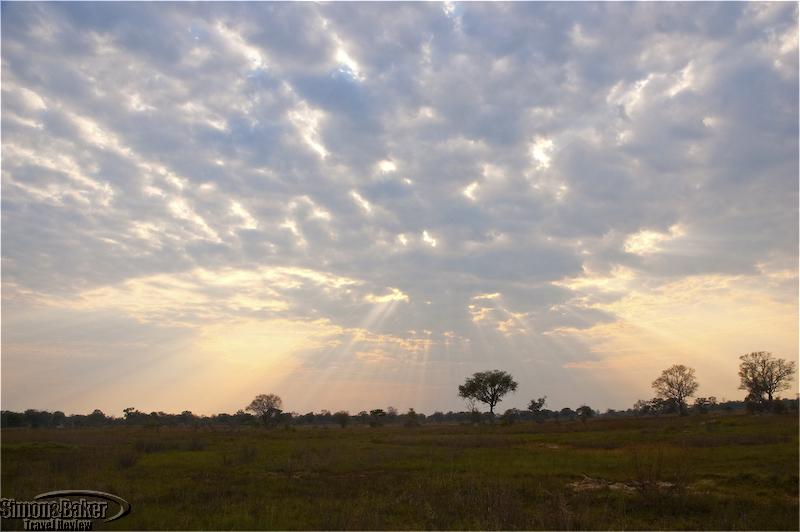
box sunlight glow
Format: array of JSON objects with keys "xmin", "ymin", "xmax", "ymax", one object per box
[
  {"xmin": 530, "ymin": 137, "xmax": 555, "ymax": 169},
  {"xmin": 288, "ymin": 101, "xmax": 328, "ymax": 159},
  {"xmin": 554, "ymin": 271, "xmax": 799, "ymax": 397},
  {"xmin": 378, "ymin": 160, "xmax": 397, "ymax": 173},
  {"xmin": 624, "ymin": 224, "xmax": 685, "ymax": 255},
  {"xmin": 422, "ymin": 230, "xmax": 437, "ymax": 248},
  {"xmin": 472, "ymin": 293, "xmax": 501, "ymax": 300},
  {"xmin": 335, "ymin": 47, "xmax": 364, "ymax": 81},
  {"xmin": 351, "ymin": 190, "xmax": 373, "ymax": 214},
  {"xmin": 553, "ymin": 265, "xmax": 636, "ymax": 293},
  {"xmin": 230, "ymin": 201, "xmax": 258, "ymax": 230},
  {"xmin": 365, "ymin": 288, "xmax": 410, "ymax": 304},
  {"xmin": 215, "ymin": 22, "xmax": 267, "ymax": 71},
  {"xmin": 168, "ymin": 198, "xmax": 221, "ymax": 242},
  {"xmin": 63, "ymin": 266, "xmax": 363, "ymax": 326},
  {"xmin": 280, "ymin": 218, "xmax": 308, "ymax": 247},
  {"xmin": 463, "ymin": 181, "xmax": 479, "ymax": 201}
]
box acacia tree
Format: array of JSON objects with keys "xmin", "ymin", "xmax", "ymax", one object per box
[
  {"xmin": 369, "ymin": 409, "xmax": 386, "ymax": 427},
  {"xmin": 528, "ymin": 396, "xmax": 547, "ymax": 423},
  {"xmin": 246, "ymin": 393, "xmax": 283, "ymax": 427},
  {"xmin": 458, "ymin": 370, "xmax": 518, "ymax": 415},
  {"xmin": 528, "ymin": 396, "xmax": 547, "ymax": 414},
  {"xmin": 652, "ymin": 365, "xmax": 698, "ymax": 415},
  {"xmin": 739, "ymin": 351, "xmax": 796, "ymax": 408}
]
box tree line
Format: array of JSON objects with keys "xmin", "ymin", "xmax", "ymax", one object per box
[
  {"xmin": 2, "ymin": 351, "xmax": 795, "ymax": 429},
  {"xmin": 455, "ymin": 352, "xmax": 796, "ymax": 420}
]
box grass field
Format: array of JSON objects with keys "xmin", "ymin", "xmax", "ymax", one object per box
[{"xmin": 2, "ymin": 413, "xmax": 798, "ymax": 530}]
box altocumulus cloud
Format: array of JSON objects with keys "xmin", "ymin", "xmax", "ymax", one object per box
[{"xmin": 1, "ymin": 2, "xmax": 797, "ymax": 414}]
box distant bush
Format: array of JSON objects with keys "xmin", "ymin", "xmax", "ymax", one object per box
[
  {"xmin": 333, "ymin": 411, "xmax": 350, "ymax": 428},
  {"xmin": 369, "ymin": 409, "xmax": 386, "ymax": 427},
  {"xmin": 500, "ymin": 408, "xmax": 520, "ymax": 425},
  {"xmin": 404, "ymin": 408, "xmax": 421, "ymax": 427}
]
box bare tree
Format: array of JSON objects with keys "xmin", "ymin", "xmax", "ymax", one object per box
[
  {"xmin": 652, "ymin": 365, "xmax": 698, "ymax": 415},
  {"xmin": 246, "ymin": 393, "xmax": 283, "ymax": 427},
  {"xmin": 461, "ymin": 395, "xmax": 481, "ymax": 424},
  {"xmin": 739, "ymin": 351, "xmax": 796, "ymax": 408},
  {"xmin": 458, "ymin": 370, "xmax": 518, "ymax": 415},
  {"xmin": 462, "ymin": 395, "xmax": 478, "ymax": 413}
]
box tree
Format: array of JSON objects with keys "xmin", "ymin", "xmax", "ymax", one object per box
[
  {"xmin": 458, "ymin": 370, "xmax": 518, "ymax": 415},
  {"xmin": 652, "ymin": 365, "xmax": 698, "ymax": 415},
  {"xmin": 23, "ymin": 409, "xmax": 51, "ymax": 428},
  {"xmin": 1, "ymin": 411, "xmax": 24, "ymax": 428},
  {"xmin": 693, "ymin": 396, "xmax": 717, "ymax": 414},
  {"xmin": 369, "ymin": 409, "xmax": 386, "ymax": 427},
  {"xmin": 527, "ymin": 396, "xmax": 547, "ymax": 413},
  {"xmin": 738, "ymin": 352, "xmax": 796, "ymax": 408},
  {"xmin": 52, "ymin": 411, "xmax": 66, "ymax": 427},
  {"xmin": 246, "ymin": 394, "xmax": 283, "ymax": 427},
  {"xmin": 404, "ymin": 408, "xmax": 420, "ymax": 427},
  {"xmin": 632, "ymin": 399, "xmax": 650, "ymax": 416},
  {"xmin": 528, "ymin": 396, "xmax": 547, "ymax": 423},
  {"xmin": 87, "ymin": 409, "xmax": 107, "ymax": 427},
  {"xmin": 576, "ymin": 405, "xmax": 594, "ymax": 422},
  {"xmin": 500, "ymin": 408, "xmax": 520, "ymax": 425},
  {"xmin": 633, "ymin": 398, "xmax": 672, "ymax": 416},
  {"xmin": 333, "ymin": 411, "xmax": 350, "ymax": 428}
]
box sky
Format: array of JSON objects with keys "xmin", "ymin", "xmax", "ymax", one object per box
[{"xmin": 1, "ymin": 2, "xmax": 798, "ymax": 417}]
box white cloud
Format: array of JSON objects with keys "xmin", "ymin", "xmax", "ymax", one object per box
[
  {"xmin": 378, "ymin": 159, "xmax": 397, "ymax": 173},
  {"xmin": 350, "ymin": 190, "xmax": 373, "ymax": 214},
  {"xmin": 462, "ymin": 181, "xmax": 479, "ymax": 201},
  {"xmin": 624, "ymin": 225, "xmax": 685, "ymax": 255},
  {"xmin": 336, "ymin": 49, "xmax": 362, "ymax": 79},
  {"xmin": 422, "ymin": 230, "xmax": 437, "ymax": 248},
  {"xmin": 530, "ymin": 137, "xmax": 555, "ymax": 169},
  {"xmin": 215, "ymin": 21, "xmax": 268, "ymax": 71},
  {"xmin": 230, "ymin": 201, "xmax": 258, "ymax": 230},
  {"xmin": 288, "ymin": 100, "xmax": 328, "ymax": 159},
  {"xmin": 365, "ymin": 287, "xmax": 410, "ymax": 304}
]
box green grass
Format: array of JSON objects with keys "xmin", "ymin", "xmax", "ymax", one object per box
[{"xmin": 2, "ymin": 413, "xmax": 797, "ymax": 530}]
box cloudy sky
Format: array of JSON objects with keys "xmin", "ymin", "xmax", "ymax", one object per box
[{"xmin": 2, "ymin": 2, "xmax": 797, "ymax": 416}]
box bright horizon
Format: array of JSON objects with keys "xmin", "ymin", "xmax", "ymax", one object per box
[{"xmin": 2, "ymin": 3, "xmax": 798, "ymax": 417}]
